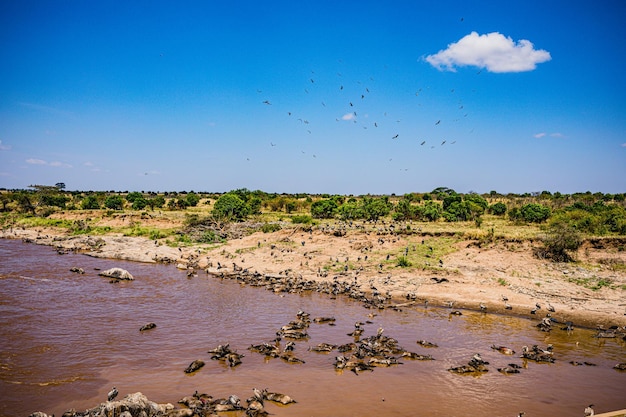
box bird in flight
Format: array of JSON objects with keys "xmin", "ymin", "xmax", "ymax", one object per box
[
  {"xmin": 420, "ymin": 141, "xmax": 426, "ymax": 145},
  {"xmin": 435, "ymin": 120, "xmax": 441, "ymax": 125},
  {"xmin": 262, "ymin": 100, "xmax": 271, "ymax": 105},
  {"xmin": 392, "ymin": 134, "xmax": 399, "ymax": 139}
]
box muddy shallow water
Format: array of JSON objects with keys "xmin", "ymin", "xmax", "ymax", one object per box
[{"xmin": 0, "ymin": 238, "xmax": 624, "ymax": 417}]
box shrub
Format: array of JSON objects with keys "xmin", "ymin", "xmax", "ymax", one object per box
[
  {"xmin": 126, "ymin": 192, "xmax": 143, "ymax": 203},
  {"xmin": 337, "ymin": 201, "xmax": 363, "ymax": 220},
  {"xmin": 535, "ymin": 222, "xmax": 582, "ymax": 262},
  {"xmin": 396, "ymin": 256, "xmax": 412, "ymax": 267},
  {"xmin": 212, "ymin": 193, "xmax": 249, "ymax": 221},
  {"xmin": 520, "ymin": 203, "xmax": 551, "ymax": 223},
  {"xmin": 131, "ymin": 198, "xmax": 148, "ymax": 210},
  {"xmin": 104, "ymin": 195, "xmax": 124, "ymax": 210},
  {"xmin": 291, "ymin": 215, "xmax": 312, "ymax": 224},
  {"xmin": 261, "ymin": 223, "xmax": 281, "ymax": 233},
  {"xmin": 185, "ymin": 192, "xmax": 200, "ymax": 207},
  {"xmin": 81, "ymin": 195, "xmax": 101, "ymax": 210},
  {"xmin": 361, "ymin": 196, "xmax": 391, "ymax": 221},
  {"xmin": 311, "ymin": 199, "xmax": 338, "ymax": 219},
  {"xmin": 489, "ymin": 202, "xmax": 507, "ymax": 216}
]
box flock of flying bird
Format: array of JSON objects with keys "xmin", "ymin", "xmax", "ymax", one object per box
[{"xmin": 252, "ymin": 64, "xmax": 471, "ymax": 169}]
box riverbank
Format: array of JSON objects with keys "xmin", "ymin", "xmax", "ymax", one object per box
[{"xmin": 2, "ymin": 225, "xmax": 625, "ymax": 329}]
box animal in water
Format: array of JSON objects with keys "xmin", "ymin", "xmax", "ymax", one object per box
[
  {"xmin": 614, "ymin": 362, "xmax": 626, "ymax": 370},
  {"xmin": 491, "ymin": 345, "xmax": 515, "ymax": 355},
  {"xmin": 263, "ymin": 390, "xmax": 297, "ymax": 405},
  {"xmin": 401, "ymin": 351, "xmax": 434, "ymax": 361},
  {"xmin": 584, "ymin": 404, "xmax": 594, "ymax": 416},
  {"xmin": 184, "ymin": 359, "xmax": 205, "ymax": 373},
  {"xmin": 139, "ymin": 322, "xmax": 156, "ymax": 332},
  {"xmin": 107, "ymin": 386, "xmax": 119, "ymax": 401},
  {"xmin": 497, "ymin": 365, "xmax": 521, "ymax": 374},
  {"xmin": 417, "ymin": 340, "xmax": 438, "ymax": 348}
]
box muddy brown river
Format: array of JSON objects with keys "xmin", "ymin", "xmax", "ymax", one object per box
[{"xmin": 0, "ymin": 238, "xmax": 624, "ymax": 416}]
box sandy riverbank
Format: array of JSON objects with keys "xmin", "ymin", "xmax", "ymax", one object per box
[{"xmin": 2, "ymin": 226, "xmax": 625, "ymax": 329}]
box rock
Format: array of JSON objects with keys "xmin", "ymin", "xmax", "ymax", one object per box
[
  {"xmin": 98, "ymin": 267, "xmax": 134, "ymax": 280},
  {"xmin": 59, "ymin": 392, "xmax": 175, "ymax": 417}
]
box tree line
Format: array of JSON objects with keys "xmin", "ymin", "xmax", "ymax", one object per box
[{"xmin": 1, "ymin": 185, "xmax": 625, "ymax": 236}]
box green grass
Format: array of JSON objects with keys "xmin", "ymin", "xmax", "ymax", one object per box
[{"xmin": 567, "ymin": 276, "xmax": 614, "ymax": 291}]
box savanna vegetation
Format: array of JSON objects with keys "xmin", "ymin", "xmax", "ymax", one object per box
[{"xmin": 1, "ymin": 185, "xmax": 625, "ymax": 263}]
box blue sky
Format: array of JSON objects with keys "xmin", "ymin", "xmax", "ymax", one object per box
[{"xmin": 1, "ymin": 1, "xmax": 624, "ymax": 195}]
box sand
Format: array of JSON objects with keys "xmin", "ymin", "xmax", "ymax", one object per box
[{"xmin": 2, "ymin": 225, "xmax": 625, "ymax": 329}]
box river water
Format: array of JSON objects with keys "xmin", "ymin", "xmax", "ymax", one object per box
[{"xmin": 0, "ymin": 238, "xmax": 624, "ymax": 417}]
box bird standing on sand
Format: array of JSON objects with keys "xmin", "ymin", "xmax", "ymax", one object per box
[
  {"xmin": 584, "ymin": 404, "xmax": 595, "ymax": 416},
  {"xmin": 108, "ymin": 386, "xmax": 119, "ymax": 401}
]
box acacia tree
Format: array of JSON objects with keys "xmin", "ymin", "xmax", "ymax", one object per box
[{"xmin": 212, "ymin": 193, "xmax": 249, "ymax": 221}]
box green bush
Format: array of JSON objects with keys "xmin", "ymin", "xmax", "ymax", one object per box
[
  {"xmin": 489, "ymin": 202, "xmax": 507, "ymax": 215},
  {"xmin": 396, "ymin": 256, "xmax": 412, "ymax": 267},
  {"xmin": 520, "ymin": 203, "xmax": 551, "ymax": 223},
  {"xmin": 261, "ymin": 223, "xmax": 281, "ymax": 233},
  {"xmin": 81, "ymin": 195, "xmax": 101, "ymax": 210},
  {"xmin": 535, "ymin": 222, "xmax": 582, "ymax": 262},
  {"xmin": 104, "ymin": 195, "xmax": 124, "ymax": 210},
  {"xmin": 311, "ymin": 199, "xmax": 338, "ymax": 219},
  {"xmin": 291, "ymin": 215, "xmax": 312, "ymax": 224},
  {"xmin": 212, "ymin": 193, "xmax": 249, "ymax": 221}
]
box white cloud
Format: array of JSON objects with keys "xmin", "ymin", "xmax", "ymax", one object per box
[
  {"xmin": 25, "ymin": 158, "xmax": 71, "ymax": 167},
  {"xmin": 0, "ymin": 140, "xmax": 11, "ymax": 151},
  {"xmin": 621, "ymin": 143, "xmax": 626, "ymax": 148},
  {"xmin": 341, "ymin": 113, "xmax": 355, "ymax": 121},
  {"xmin": 49, "ymin": 161, "xmax": 72, "ymax": 168},
  {"xmin": 425, "ymin": 32, "xmax": 551, "ymax": 73},
  {"xmin": 535, "ymin": 132, "xmax": 566, "ymax": 139}
]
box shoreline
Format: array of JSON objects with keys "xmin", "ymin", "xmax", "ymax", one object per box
[{"xmin": 2, "ymin": 226, "xmax": 625, "ymax": 329}]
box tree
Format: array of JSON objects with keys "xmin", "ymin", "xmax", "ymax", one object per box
[
  {"xmin": 420, "ymin": 201, "xmax": 442, "ymax": 222},
  {"xmin": 55, "ymin": 182, "xmax": 66, "ymax": 190},
  {"xmin": 131, "ymin": 198, "xmax": 148, "ymax": 210},
  {"xmin": 310, "ymin": 199, "xmax": 338, "ymax": 219},
  {"xmin": 393, "ymin": 199, "xmax": 415, "ymax": 221},
  {"xmin": 104, "ymin": 195, "xmax": 124, "ymax": 210},
  {"xmin": 520, "ymin": 203, "xmax": 551, "ymax": 223},
  {"xmin": 126, "ymin": 192, "xmax": 143, "ymax": 203},
  {"xmin": 337, "ymin": 201, "xmax": 363, "ymax": 220},
  {"xmin": 442, "ymin": 193, "xmax": 462, "ymax": 211},
  {"xmin": 361, "ymin": 196, "xmax": 391, "ymax": 221},
  {"xmin": 185, "ymin": 192, "xmax": 200, "ymax": 207},
  {"xmin": 464, "ymin": 193, "xmax": 488, "ymax": 211},
  {"xmin": 14, "ymin": 192, "xmax": 35, "ymax": 214},
  {"xmin": 248, "ymin": 196, "xmax": 262, "ymax": 215},
  {"xmin": 489, "ymin": 202, "xmax": 507, "ymax": 216},
  {"xmin": 81, "ymin": 195, "xmax": 101, "ymax": 209},
  {"xmin": 212, "ymin": 193, "xmax": 250, "ymax": 221}
]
